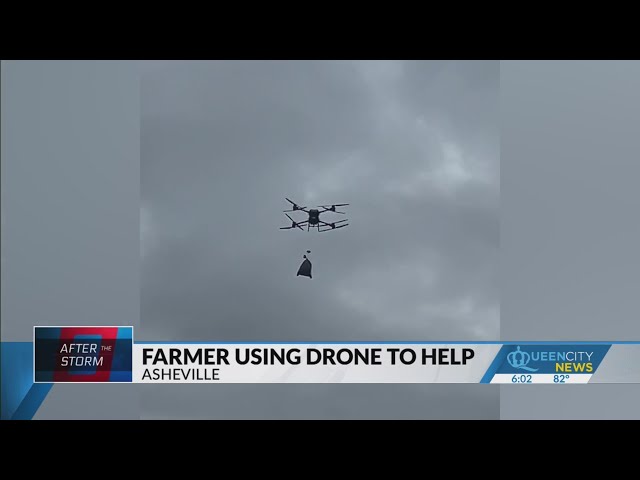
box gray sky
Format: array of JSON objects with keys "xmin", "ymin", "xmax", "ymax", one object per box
[
  {"xmin": 139, "ymin": 60, "xmax": 499, "ymax": 418},
  {"xmin": 141, "ymin": 60, "xmax": 499, "ymax": 340}
]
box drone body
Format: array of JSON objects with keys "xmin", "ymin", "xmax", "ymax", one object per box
[{"xmin": 280, "ymin": 198, "xmax": 349, "ymax": 232}]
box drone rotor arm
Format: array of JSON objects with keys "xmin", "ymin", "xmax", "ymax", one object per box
[
  {"xmin": 285, "ymin": 198, "xmax": 308, "ymax": 212},
  {"xmin": 282, "ymin": 213, "xmax": 308, "ymax": 230},
  {"xmin": 318, "ymin": 224, "xmax": 349, "ymax": 232},
  {"xmin": 318, "ymin": 219, "xmax": 349, "ymax": 232}
]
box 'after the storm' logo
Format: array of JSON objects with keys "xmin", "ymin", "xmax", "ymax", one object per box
[{"xmin": 34, "ymin": 326, "xmax": 133, "ymax": 382}]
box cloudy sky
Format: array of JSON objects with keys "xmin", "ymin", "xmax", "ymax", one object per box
[{"xmin": 140, "ymin": 60, "xmax": 499, "ymax": 418}]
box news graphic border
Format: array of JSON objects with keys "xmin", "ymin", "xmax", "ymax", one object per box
[
  {"xmin": 132, "ymin": 340, "xmax": 640, "ymax": 385},
  {"xmin": 134, "ymin": 341, "xmax": 640, "ymax": 345},
  {"xmin": 27, "ymin": 334, "xmax": 640, "ymax": 385},
  {"xmin": 4, "ymin": 335, "xmax": 640, "ymax": 420},
  {"xmin": 33, "ymin": 325, "xmax": 135, "ymax": 384}
]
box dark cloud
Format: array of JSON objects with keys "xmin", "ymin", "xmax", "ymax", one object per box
[{"xmin": 140, "ymin": 60, "xmax": 500, "ymax": 418}]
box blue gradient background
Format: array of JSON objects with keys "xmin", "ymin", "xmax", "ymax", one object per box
[{"xmin": 1, "ymin": 343, "xmax": 53, "ymax": 420}]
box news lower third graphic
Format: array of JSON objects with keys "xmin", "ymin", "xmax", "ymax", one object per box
[
  {"xmin": 34, "ymin": 326, "xmax": 133, "ymax": 383},
  {"xmin": 2, "ymin": 326, "xmax": 640, "ymax": 419}
]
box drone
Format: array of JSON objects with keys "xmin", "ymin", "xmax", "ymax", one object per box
[{"xmin": 280, "ymin": 198, "xmax": 349, "ymax": 232}]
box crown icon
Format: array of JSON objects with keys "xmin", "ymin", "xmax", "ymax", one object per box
[{"xmin": 508, "ymin": 346, "xmax": 531, "ymax": 369}]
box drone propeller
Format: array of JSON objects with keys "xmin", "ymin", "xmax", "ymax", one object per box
[
  {"xmin": 282, "ymin": 213, "xmax": 304, "ymax": 231},
  {"xmin": 285, "ymin": 198, "xmax": 306, "ymax": 211},
  {"xmin": 280, "ymin": 224, "xmax": 304, "ymax": 231},
  {"xmin": 317, "ymin": 203, "xmax": 349, "ymax": 214}
]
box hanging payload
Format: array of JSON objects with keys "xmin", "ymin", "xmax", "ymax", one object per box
[{"xmin": 297, "ymin": 251, "xmax": 312, "ymax": 279}]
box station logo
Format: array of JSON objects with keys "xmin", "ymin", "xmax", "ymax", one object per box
[
  {"xmin": 497, "ymin": 344, "xmax": 611, "ymax": 375},
  {"xmin": 507, "ymin": 346, "xmax": 539, "ymax": 372}
]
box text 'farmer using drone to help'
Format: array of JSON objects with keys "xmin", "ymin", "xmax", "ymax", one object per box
[{"xmin": 280, "ymin": 198, "xmax": 349, "ymax": 279}]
